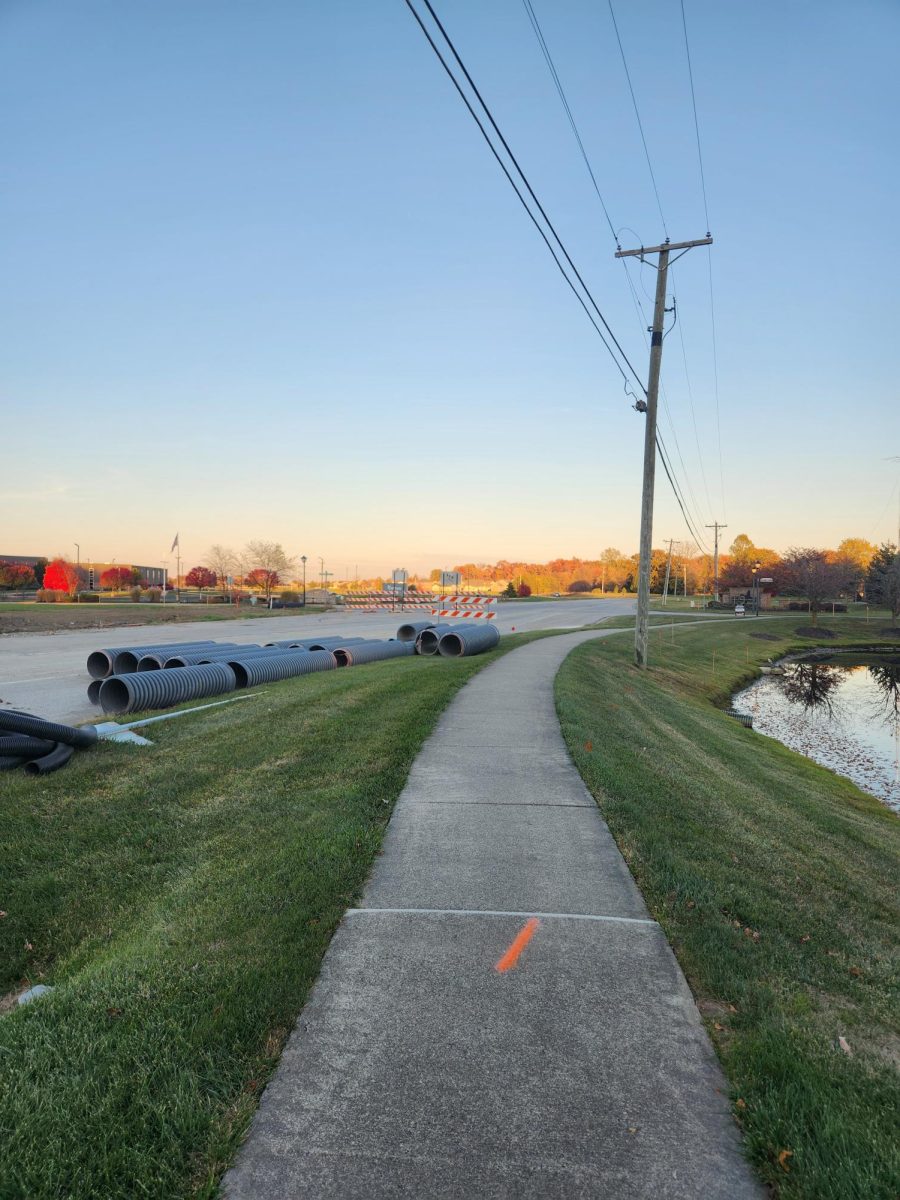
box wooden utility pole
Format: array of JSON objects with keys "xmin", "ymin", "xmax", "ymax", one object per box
[
  {"xmin": 616, "ymin": 236, "xmax": 712, "ymax": 667},
  {"xmin": 705, "ymin": 520, "xmax": 727, "ymax": 602}
]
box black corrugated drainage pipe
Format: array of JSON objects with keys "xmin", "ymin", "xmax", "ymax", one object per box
[
  {"xmin": 138, "ymin": 644, "xmax": 245, "ymax": 670},
  {"xmin": 99, "ymin": 663, "xmax": 237, "ymax": 715},
  {"xmin": 24, "ymin": 743, "xmax": 75, "ymax": 775},
  {"xmin": 87, "ymin": 641, "xmax": 217, "ymax": 678},
  {"xmin": 0, "ymin": 735, "xmax": 57, "ymax": 758},
  {"xmin": 87, "ymin": 680, "xmax": 103, "ymax": 705},
  {"xmin": 333, "ymin": 641, "xmax": 416, "ymax": 667},
  {"xmin": 194, "ymin": 647, "xmax": 307, "ymax": 666},
  {"xmin": 416, "ymin": 623, "xmax": 477, "ymax": 656},
  {"xmin": 228, "ymin": 650, "xmax": 337, "ymax": 688},
  {"xmin": 397, "ymin": 620, "xmax": 435, "ymax": 642},
  {"xmin": 0, "ymin": 709, "xmax": 98, "ymax": 748},
  {"xmin": 164, "ymin": 646, "xmax": 273, "ymax": 667},
  {"xmin": 438, "ymin": 624, "xmax": 501, "ymax": 657}
]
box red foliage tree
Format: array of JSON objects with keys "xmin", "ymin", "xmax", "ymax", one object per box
[
  {"xmin": 517, "ymin": 581, "xmax": 532, "ymax": 597},
  {"xmin": 0, "ymin": 561, "xmax": 36, "ymax": 589},
  {"xmin": 43, "ymin": 558, "xmax": 81, "ymax": 595},
  {"xmin": 245, "ymin": 568, "xmax": 280, "ymax": 599},
  {"xmin": 185, "ymin": 566, "xmax": 217, "ymax": 591},
  {"xmin": 99, "ymin": 566, "xmax": 134, "ymax": 590}
]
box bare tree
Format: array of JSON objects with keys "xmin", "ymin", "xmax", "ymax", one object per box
[
  {"xmin": 244, "ymin": 541, "xmax": 296, "ymax": 600},
  {"xmin": 206, "ymin": 545, "xmax": 237, "ymax": 595},
  {"xmin": 780, "ymin": 547, "xmax": 854, "ymax": 625}
]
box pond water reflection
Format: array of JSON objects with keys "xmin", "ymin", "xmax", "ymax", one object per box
[{"xmin": 733, "ymin": 657, "xmax": 900, "ymax": 812}]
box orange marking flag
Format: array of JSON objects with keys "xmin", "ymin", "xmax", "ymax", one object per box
[{"xmin": 495, "ymin": 918, "xmax": 540, "ymax": 973}]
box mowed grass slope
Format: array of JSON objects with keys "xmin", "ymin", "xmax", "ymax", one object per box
[
  {"xmin": 0, "ymin": 637, "xmax": 537, "ymax": 1198},
  {"xmin": 556, "ymin": 617, "xmax": 900, "ymax": 1200}
]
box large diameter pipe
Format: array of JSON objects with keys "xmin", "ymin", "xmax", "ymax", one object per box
[
  {"xmin": 138, "ymin": 644, "xmax": 246, "ymax": 670},
  {"xmin": 228, "ymin": 650, "xmax": 337, "ymax": 688},
  {"xmin": 87, "ymin": 641, "xmax": 217, "ymax": 679},
  {"xmin": 149, "ymin": 644, "xmax": 258, "ymax": 669},
  {"xmin": 397, "ymin": 620, "xmax": 435, "ymax": 642},
  {"xmin": 264, "ymin": 637, "xmax": 369, "ymax": 651},
  {"xmin": 333, "ymin": 641, "xmax": 416, "ymax": 667},
  {"xmin": 87, "ymin": 680, "xmax": 103, "ymax": 705},
  {"xmin": 438, "ymin": 624, "xmax": 501, "ymax": 658},
  {"xmin": 98, "ymin": 663, "xmax": 237, "ymax": 715},
  {"xmin": 416, "ymin": 622, "xmax": 477, "ymax": 656},
  {"xmin": 0, "ymin": 709, "xmax": 98, "ymax": 749}
]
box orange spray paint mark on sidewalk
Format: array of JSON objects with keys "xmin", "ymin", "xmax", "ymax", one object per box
[{"xmin": 495, "ymin": 918, "xmax": 539, "ymax": 973}]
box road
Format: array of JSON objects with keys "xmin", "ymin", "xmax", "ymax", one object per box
[{"xmin": 0, "ymin": 597, "xmax": 636, "ymax": 725}]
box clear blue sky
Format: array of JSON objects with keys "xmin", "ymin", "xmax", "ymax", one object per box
[{"xmin": 2, "ymin": 0, "xmax": 898, "ymax": 575}]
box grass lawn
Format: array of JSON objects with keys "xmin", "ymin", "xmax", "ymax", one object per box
[
  {"xmin": 0, "ymin": 633, "xmax": 546, "ymax": 1199},
  {"xmin": 556, "ymin": 615, "xmax": 900, "ymax": 1199},
  {"xmin": 0, "ymin": 603, "xmax": 327, "ymax": 636}
]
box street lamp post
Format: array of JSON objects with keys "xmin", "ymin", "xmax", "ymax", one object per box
[
  {"xmin": 752, "ymin": 560, "xmax": 762, "ymax": 616},
  {"xmin": 301, "ymin": 555, "xmax": 307, "ymax": 607},
  {"xmin": 74, "ymin": 543, "xmax": 80, "ymax": 566}
]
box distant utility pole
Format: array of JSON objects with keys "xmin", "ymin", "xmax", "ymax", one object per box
[
  {"xmin": 662, "ymin": 538, "xmax": 674, "ymax": 606},
  {"xmin": 705, "ymin": 521, "xmax": 728, "ymax": 603},
  {"xmin": 616, "ymin": 235, "xmax": 713, "ymax": 667}
]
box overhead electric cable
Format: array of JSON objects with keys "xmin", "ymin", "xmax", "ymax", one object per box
[
  {"xmin": 679, "ymin": 0, "xmax": 726, "ymax": 520},
  {"xmin": 517, "ymin": 0, "xmax": 713, "ymax": 544},
  {"xmin": 606, "ymin": 0, "xmax": 667, "ymax": 236},
  {"xmin": 413, "ymin": 0, "xmax": 647, "ymax": 395},
  {"xmin": 403, "ymin": 0, "xmax": 635, "ymax": 390},
  {"xmin": 520, "ymin": 0, "xmax": 618, "ymax": 242}
]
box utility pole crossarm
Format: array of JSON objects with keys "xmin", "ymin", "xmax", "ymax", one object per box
[{"xmin": 615, "ymin": 236, "xmax": 712, "ymax": 259}]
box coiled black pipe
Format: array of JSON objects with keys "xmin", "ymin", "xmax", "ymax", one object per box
[
  {"xmin": 333, "ymin": 641, "xmax": 416, "ymax": 667},
  {"xmin": 0, "ymin": 710, "xmax": 98, "ymax": 748},
  {"xmin": 0, "ymin": 755, "xmax": 27, "ymax": 771},
  {"xmin": 87, "ymin": 641, "xmax": 217, "ymax": 678},
  {"xmin": 0, "ymin": 735, "xmax": 56, "ymax": 758},
  {"xmin": 228, "ymin": 650, "xmax": 337, "ymax": 688},
  {"xmin": 138, "ymin": 644, "xmax": 245, "ymax": 670},
  {"xmin": 438, "ymin": 624, "xmax": 501, "ymax": 657},
  {"xmin": 99, "ymin": 663, "xmax": 237, "ymax": 715},
  {"xmin": 416, "ymin": 623, "xmax": 476, "ymax": 656},
  {"xmin": 24, "ymin": 743, "xmax": 75, "ymax": 776},
  {"xmin": 397, "ymin": 620, "xmax": 435, "ymax": 642}
]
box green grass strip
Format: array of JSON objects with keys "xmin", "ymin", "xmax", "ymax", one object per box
[
  {"xmin": 0, "ymin": 633, "xmax": 546, "ymax": 1198},
  {"xmin": 556, "ymin": 616, "xmax": 900, "ymax": 1199}
]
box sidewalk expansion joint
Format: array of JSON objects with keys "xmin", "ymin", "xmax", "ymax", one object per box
[{"xmin": 347, "ymin": 906, "xmax": 658, "ymax": 926}]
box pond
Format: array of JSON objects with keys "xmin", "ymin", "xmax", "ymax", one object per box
[{"xmin": 732, "ymin": 655, "xmax": 900, "ymax": 813}]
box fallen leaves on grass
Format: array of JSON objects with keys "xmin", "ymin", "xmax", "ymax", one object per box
[
  {"xmin": 838, "ymin": 1036, "xmax": 853, "ymax": 1056},
  {"xmin": 777, "ymin": 1149, "xmax": 793, "ymax": 1172}
]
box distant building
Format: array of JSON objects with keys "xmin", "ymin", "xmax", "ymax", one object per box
[{"xmin": 0, "ymin": 555, "xmax": 165, "ymax": 588}]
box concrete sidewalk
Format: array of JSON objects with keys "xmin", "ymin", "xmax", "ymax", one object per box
[{"xmin": 223, "ymin": 631, "xmax": 761, "ymax": 1199}]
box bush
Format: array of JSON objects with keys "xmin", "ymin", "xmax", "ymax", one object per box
[
  {"xmin": 129, "ymin": 587, "xmax": 142, "ymax": 602},
  {"xmin": 35, "ymin": 589, "xmax": 68, "ymax": 603},
  {"xmin": 146, "ymin": 587, "xmax": 162, "ymax": 603},
  {"xmin": 280, "ymin": 591, "xmax": 300, "ymax": 603},
  {"xmin": 77, "ymin": 592, "xmax": 100, "ymax": 603}
]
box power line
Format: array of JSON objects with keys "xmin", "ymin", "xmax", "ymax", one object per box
[
  {"xmin": 412, "ymin": 0, "xmax": 648, "ymax": 396},
  {"xmin": 679, "ymin": 0, "xmax": 710, "ymax": 233},
  {"xmin": 606, "ymin": 0, "xmax": 667, "ymax": 237},
  {"xmin": 517, "ymin": 2, "xmax": 712, "ymax": 546},
  {"xmin": 678, "ymin": 0, "xmax": 726, "ymax": 521},
  {"xmin": 519, "ymin": 0, "xmax": 617, "ymax": 243},
  {"xmin": 403, "ymin": 0, "xmax": 637, "ymax": 392}
]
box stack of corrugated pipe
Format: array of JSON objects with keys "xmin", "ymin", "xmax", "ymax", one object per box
[
  {"xmin": 84, "ymin": 622, "xmax": 501, "ymax": 717},
  {"xmin": 397, "ymin": 620, "xmax": 501, "ymax": 657}
]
